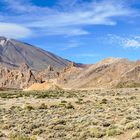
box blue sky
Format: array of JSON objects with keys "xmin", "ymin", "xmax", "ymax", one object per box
[{"xmin": 0, "ymin": 0, "xmax": 140, "ymax": 64}]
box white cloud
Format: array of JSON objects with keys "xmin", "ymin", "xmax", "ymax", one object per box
[
  {"xmin": 124, "ymin": 39, "xmax": 140, "ymax": 48},
  {"xmin": 134, "ymin": 36, "xmax": 140, "ymax": 39},
  {"xmin": 75, "ymin": 53, "xmax": 99, "ymax": 58},
  {"xmin": 4, "ymin": 0, "xmax": 50, "ymax": 13},
  {"xmin": 61, "ymin": 40, "xmax": 82, "ymax": 50},
  {"xmin": 107, "ymin": 34, "xmax": 140, "ymax": 49},
  {"xmin": 0, "ymin": 22, "xmax": 32, "ymax": 39},
  {"xmin": 0, "ymin": 0, "xmax": 139, "ymax": 37},
  {"xmin": 40, "ymin": 27, "xmax": 89, "ymax": 36},
  {"xmin": 26, "ymin": 0, "xmax": 136, "ymax": 28}
]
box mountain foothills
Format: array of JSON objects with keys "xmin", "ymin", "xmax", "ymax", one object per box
[
  {"xmin": 24, "ymin": 58, "xmax": 140, "ymax": 90},
  {"xmin": 57, "ymin": 58, "xmax": 140, "ymax": 89},
  {"xmin": 0, "ymin": 37, "xmax": 140, "ymax": 90}
]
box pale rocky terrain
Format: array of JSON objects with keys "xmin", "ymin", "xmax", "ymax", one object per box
[
  {"xmin": 0, "ymin": 88, "xmax": 140, "ymax": 140},
  {"xmin": 2, "ymin": 57, "xmax": 140, "ymax": 91},
  {"xmin": 57, "ymin": 58, "xmax": 140, "ymax": 89},
  {"xmin": 26, "ymin": 57, "xmax": 140, "ymax": 91}
]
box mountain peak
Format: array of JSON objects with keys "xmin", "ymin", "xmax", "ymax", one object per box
[
  {"xmin": 0, "ymin": 37, "xmax": 70, "ymax": 70},
  {"xmin": 100, "ymin": 57, "xmax": 121, "ymax": 64},
  {"xmin": 0, "ymin": 36, "xmax": 11, "ymax": 47}
]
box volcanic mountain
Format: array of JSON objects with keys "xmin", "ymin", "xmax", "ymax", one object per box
[
  {"xmin": 1, "ymin": 36, "xmax": 140, "ymax": 90},
  {"xmin": 0, "ymin": 36, "xmax": 69, "ymax": 70}
]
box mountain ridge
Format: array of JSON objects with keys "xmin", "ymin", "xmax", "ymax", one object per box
[
  {"xmin": 0, "ymin": 36, "xmax": 70, "ymax": 70},
  {"xmin": 0, "ymin": 37, "xmax": 140, "ymax": 90},
  {"xmin": 56, "ymin": 58, "xmax": 140, "ymax": 89}
]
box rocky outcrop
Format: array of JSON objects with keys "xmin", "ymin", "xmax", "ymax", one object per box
[{"xmin": 0, "ymin": 63, "xmax": 37, "ymax": 89}]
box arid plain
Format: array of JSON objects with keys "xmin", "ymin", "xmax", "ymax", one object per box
[{"xmin": 0, "ymin": 88, "xmax": 140, "ymax": 140}]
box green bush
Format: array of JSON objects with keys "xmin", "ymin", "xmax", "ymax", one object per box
[
  {"xmin": 25, "ymin": 105, "xmax": 35, "ymax": 111},
  {"xmin": 38, "ymin": 103, "xmax": 48, "ymax": 109},
  {"xmin": 89, "ymin": 127, "xmax": 105, "ymax": 138},
  {"xmin": 65, "ymin": 102, "xmax": 75, "ymax": 109},
  {"xmin": 106, "ymin": 127, "xmax": 123, "ymax": 136}
]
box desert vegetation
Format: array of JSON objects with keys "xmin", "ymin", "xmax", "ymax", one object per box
[{"xmin": 0, "ymin": 88, "xmax": 140, "ymax": 140}]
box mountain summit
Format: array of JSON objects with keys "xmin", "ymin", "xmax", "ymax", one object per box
[{"xmin": 0, "ymin": 37, "xmax": 69, "ymax": 70}]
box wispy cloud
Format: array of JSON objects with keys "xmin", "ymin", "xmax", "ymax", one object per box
[
  {"xmin": 134, "ymin": 36, "xmax": 140, "ymax": 39},
  {"xmin": 0, "ymin": 22, "xmax": 32, "ymax": 38},
  {"xmin": 61, "ymin": 40, "xmax": 82, "ymax": 50},
  {"xmin": 75, "ymin": 53, "xmax": 100, "ymax": 58},
  {"xmin": 39, "ymin": 27, "xmax": 89, "ymax": 36},
  {"xmin": 25, "ymin": 0, "xmax": 137, "ymax": 27},
  {"xmin": 124, "ymin": 39, "xmax": 140, "ymax": 48},
  {"xmin": 107, "ymin": 34, "xmax": 140, "ymax": 49},
  {"xmin": 0, "ymin": 0, "xmax": 139, "ymax": 38},
  {"xmin": 4, "ymin": 0, "xmax": 50, "ymax": 13}
]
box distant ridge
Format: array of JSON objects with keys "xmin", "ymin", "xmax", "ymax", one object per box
[{"xmin": 57, "ymin": 57, "xmax": 140, "ymax": 89}]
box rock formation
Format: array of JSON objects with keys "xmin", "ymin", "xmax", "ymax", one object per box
[{"xmin": 0, "ymin": 63, "xmax": 37, "ymax": 89}]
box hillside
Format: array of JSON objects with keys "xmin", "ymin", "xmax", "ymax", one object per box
[
  {"xmin": 56, "ymin": 57, "xmax": 140, "ymax": 89},
  {"xmin": 0, "ymin": 36, "xmax": 70, "ymax": 70}
]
